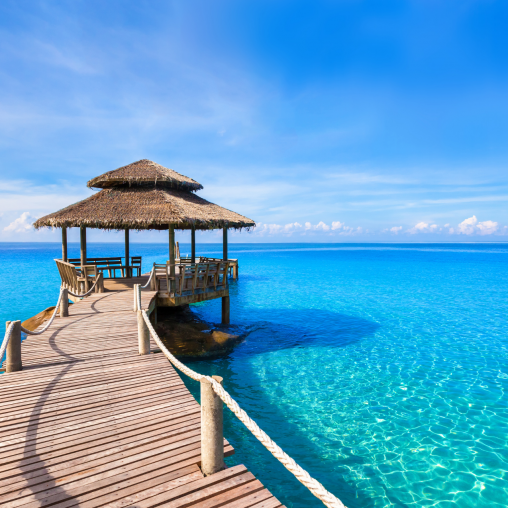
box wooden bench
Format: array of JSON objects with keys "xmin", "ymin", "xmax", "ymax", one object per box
[
  {"xmin": 55, "ymin": 259, "xmax": 104, "ymax": 294},
  {"xmin": 68, "ymin": 256, "xmax": 142, "ymax": 278}
]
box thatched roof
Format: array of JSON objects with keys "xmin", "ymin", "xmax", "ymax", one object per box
[
  {"xmin": 87, "ymin": 159, "xmax": 203, "ymax": 192},
  {"xmin": 33, "ymin": 186, "xmax": 255, "ymax": 231}
]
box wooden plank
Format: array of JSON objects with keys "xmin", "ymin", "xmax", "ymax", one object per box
[{"xmin": 0, "ymin": 284, "xmax": 283, "ymax": 508}]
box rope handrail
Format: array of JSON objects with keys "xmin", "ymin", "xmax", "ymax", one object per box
[
  {"xmin": 140, "ymin": 309, "xmax": 346, "ymax": 508},
  {"xmin": 67, "ymin": 276, "xmax": 101, "ymax": 298},
  {"xmin": 0, "ymin": 322, "xmax": 16, "ymax": 364},
  {"xmin": 20, "ymin": 288, "xmax": 64, "ymax": 336},
  {"xmin": 140, "ymin": 265, "xmax": 156, "ymax": 289}
]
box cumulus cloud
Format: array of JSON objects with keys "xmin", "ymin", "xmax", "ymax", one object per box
[
  {"xmin": 407, "ymin": 222, "xmax": 438, "ymax": 234},
  {"xmin": 3, "ymin": 212, "xmax": 36, "ymax": 233},
  {"xmin": 331, "ymin": 221, "xmax": 344, "ymax": 230},
  {"xmin": 253, "ymin": 220, "xmax": 360, "ymax": 236},
  {"xmin": 390, "ymin": 226, "xmax": 403, "ymax": 234},
  {"xmin": 457, "ymin": 216, "xmax": 499, "ymax": 235},
  {"xmin": 314, "ymin": 221, "xmax": 330, "ymax": 231}
]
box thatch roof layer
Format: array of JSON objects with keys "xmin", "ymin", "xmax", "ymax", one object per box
[
  {"xmin": 87, "ymin": 159, "xmax": 203, "ymax": 191},
  {"xmin": 33, "ymin": 186, "xmax": 255, "ymax": 231}
]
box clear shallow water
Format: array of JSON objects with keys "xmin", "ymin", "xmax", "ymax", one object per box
[{"xmin": 1, "ymin": 242, "xmax": 508, "ymax": 507}]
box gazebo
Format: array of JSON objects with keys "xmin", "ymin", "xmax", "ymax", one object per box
[{"xmin": 34, "ymin": 159, "xmax": 255, "ymax": 321}]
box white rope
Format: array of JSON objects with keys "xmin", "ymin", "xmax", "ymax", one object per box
[
  {"xmin": 67, "ymin": 277, "xmax": 100, "ymax": 298},
  {"xmin": 0, "ymin": 322, "xmax": 16, "ymax": 363},
  {"xmin": 20, "ymin": 288, "xmax": 64, "ymax": 336},
  {"xmin": 140, "ymin": 266, "xmax": 155, "ymax": 289},
  {"xmin": 141, "ymin": 310, "xmax": 346, "ymax": 508}
]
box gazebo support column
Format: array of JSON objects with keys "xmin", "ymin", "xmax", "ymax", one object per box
[
  {"xmin": 125, "ymin": 229, "xmax": 130, "ymax": 277},
  {"xmin": 62, "ymin": 227, "xmax": 68, "ymax": 262},
  {"xmin": 222, "ymin": 225, "xmax": 230, "ymax": 325},
  {"xmin": 191, "ymin": 225, "xmax": 196, "ymax": 264},
  {"xmin": 80, "ymin": 226, "xmax": 87, "ymax": 267},
  {"xmin": 169, "ymin": 225, "xmax": 175, "ymax": 294}
]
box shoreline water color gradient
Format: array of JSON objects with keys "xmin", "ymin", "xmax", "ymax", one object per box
[{"xmin": 1, "ymin": 242, "xmax": 507, "ymax": 507}]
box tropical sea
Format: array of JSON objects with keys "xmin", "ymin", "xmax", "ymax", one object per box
[{"xmin": 1, "ymin": 242, "xmax": 508, "ymax": 508}]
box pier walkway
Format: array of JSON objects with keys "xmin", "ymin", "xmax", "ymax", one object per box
[{"xmin": 0, "ymin": 287, "xmax": 284, "ymax": 508}]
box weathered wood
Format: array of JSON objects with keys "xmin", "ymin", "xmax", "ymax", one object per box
[
  {"xmin": 169, "ymin": 224, "xmax": 176, "ymax": 293},
  {"xmin": 223, "ymin": 225, "xmax": 228, "ymax": 260},
  {"xmin": 60, "ymin": 288, "xmax": 69, "ymax": 317},
  {"xmin": 222, "ymin": 296, "xmax": 230, "ymax": 325},
  {"xmin": 62, "ymin": 227, "xmax": 68, "ymax": 262},
  {"xmin": 5, "ymin": 321, "xmax": 22, "ymax": 373},
  {"xmin": 125, "ymin": 228, "xmax": 130, "ymax": 277},
  {"xmin": 201, "ymin": 376, "xmax": 225, "ymax": 476},
  {"xmin": 0, "ymin": 281, "xmax": 282, "ymax": 508},
  {"xmin": 191, "ymin": 225, "xmax": 196, "ymax": 263},
  {"xmin": 80, "ymin": 225, "xmax": 86, "ymax": 267}
]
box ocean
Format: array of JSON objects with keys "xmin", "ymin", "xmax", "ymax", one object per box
[{"xmin": 1, "ymin": 242, "xmax": 508, "ymax": 507}]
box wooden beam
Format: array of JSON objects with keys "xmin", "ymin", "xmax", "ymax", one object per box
[
  {"xmin": 191, "ymin": 225, "xmax": 196, "ymax": 263},
  {"xmin": 125, "ymin": 229, "xmax": 130, "ymax": 277},
  {"xmin": 169, "ymin": 225, "xmax": 175, "ymax": 293},
  {"xmin": 62, "ymin": 227, "xmax": 68, "ymax": 262},
  {"xmin": 80, "ymin": 226, "xmax": 87, "ymax": 267},
  {"xmin": 223, "ymin": 226, "xmax": 228, "ymax": 261}
]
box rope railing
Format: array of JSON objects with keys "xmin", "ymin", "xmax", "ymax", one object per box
[
  {"xmin": 140, "ymin": 265, "xmax": 156, "ymax": 289},
  {"xmin": 20, "ymin": 288, "xmax": 64, "ymax": 336},
  {"xmin": 140, "ymin": 309, "xmax": 346, "ymax": 508},
  {"xmin": 67, "ymin": 276, "xmax": 101, "ymax": 298}
]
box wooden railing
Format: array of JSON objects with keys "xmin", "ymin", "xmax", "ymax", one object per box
[
  {"xmin": 179, "ymin": 256, "xmax": 239, "ymax": 279},
  {"xmin": 55, "ymin": 259, "xmax": 104, "ymax": 294},
  {"xmin": 154, "ymin": 261, "xmax": 229, "ymax": 296},
  {"xmin": 68, "ymin": 257, "xmax": 142, "ymax": 278}
]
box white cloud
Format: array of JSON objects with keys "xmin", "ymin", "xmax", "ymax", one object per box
[
  {"xmin": 390, "ymin": 226, "xmax": 403, "ymax": 234},
  {"xmin": 457, "ymin": 215, "xmax": 499, "ymax": 235},
  {"xmin": 314, "ymin": 221, "xmax": 330, "ymax": 231},
  {"xmin": 3, "ymin": 212, "xmax": 36, "ymax": 233},
  {"xmin": 331, "ymin": 221, "xmax": 344, "ymax": 230},
  {"xmin": 407, "ymin": 222, "xmax": 438, "ymax": 234}
]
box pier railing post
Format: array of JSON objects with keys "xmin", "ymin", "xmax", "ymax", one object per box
[
  {"xmin": 133, "ymin": 284, "xmax": 139, "ymax": 311},
  {"xmin": 60, "ymin": 288, "xmax": 69, "ymax": 317},
  {"xmin": 137, "ymin": 310, "xmax": 150, "ymax": 355},
  {"xmin": 150, "ymin": 263, "xmax": 157, "ymax": 291},
  {"xmin": 5, "ymin": 320, "xmax": 22, "ymax": 373},
  {"xmin": 200, "ymin": 375, "xmax": 225, "ymax": 476}
]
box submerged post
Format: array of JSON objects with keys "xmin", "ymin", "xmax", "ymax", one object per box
[
  {"xmin": 5, "ymin": 321, "xmax": 22, "ymax": 373},
  {"xmin": 62, "ymin": 227, "xmax": 68, "ymax": 262},
  {"xmin": 125, "ymin": 229, "xmax": 130, "ymax": 277},
  {"xmin": 222, "ymin": 296, "xmax": 230, "ymax": 325},
  {"xmin": 169, "ymin": 224, "xmax": 175, "ymax": 293},
  {"xmin": 191, "ymin": 225, "xmax": 196, "ymax": 263},
  {"xmin": 60, "ymin": 288, "xmax": 69, "ymax": 317},
  {"xmin": 200, "ymin": 376, "xmax": 225, "ymax": 476},
  {"xmin": 137, "ymin": 310, "xmax": 150, "ymax": 355},
  {"xmin": 223, "ymin": 225, "xmax": 228, "ymax": 261}
]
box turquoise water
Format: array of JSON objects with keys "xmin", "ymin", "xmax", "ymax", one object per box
[{"xmin": 1, "ymin": 242, "xmax": 508, "ymax": 507}]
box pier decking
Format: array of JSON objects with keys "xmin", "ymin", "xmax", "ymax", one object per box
[{"xmin": 0, "ymin": 285, "xmax": 283, "ymax": 507}]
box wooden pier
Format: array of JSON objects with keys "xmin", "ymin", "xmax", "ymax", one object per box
[{"xmin": 0, "ymin": 284, "xmax": 284, "ymax": 507}]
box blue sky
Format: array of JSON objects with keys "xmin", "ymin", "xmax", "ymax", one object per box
[{"xmin": 1, "ymin": 0, "xmax": 507, "ymax": 242}]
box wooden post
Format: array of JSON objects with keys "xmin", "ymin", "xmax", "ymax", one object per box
[
  {"xmin": 191, "ymin": 225, "xmax": 196, "ymax": 263},
  {"xmin": 5, "ymin": 321, "xmax": 22, "ymax": 373},
  {"xmin": 222, "ymin": 225, "xmax": 229, "ymax": 324},
  {"xmin": 133, "ymin": 284, "xmax": 139, "ymax": 311},
  {"xmin": 223, "ymin": 226, "xmax": 228, "ymax": 261},
  {"xmin": 221, "ymin": 296, "xmax": 230, "ymax": 325},
  {"xmin": 137, "ymin": 310, "xmax": 150, "ymax": 355},
  {"xmin": 169, "ymin": 225, "xmax": 175, "ymax": 294},
  {"xmin": 125, "ymin": 229, "xmax": 130, "ymax": 278},
  {"xmin": 80, "ymin": 226, "xmax": 87, "ymax": 267},
  {"xmin": 60, "ymin": 288, "xmax": 69, "ymax": 317},
  {"xmin": 200, "ymin": 376, "xmax": 225, "ymax": 476},
  {"xmin": 62, "ymin": 227, "xmax": 68, "ymax": 262},
  {"xmin": 150, "ymin": 262, "xmax": 157, "ymax": 291}
]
